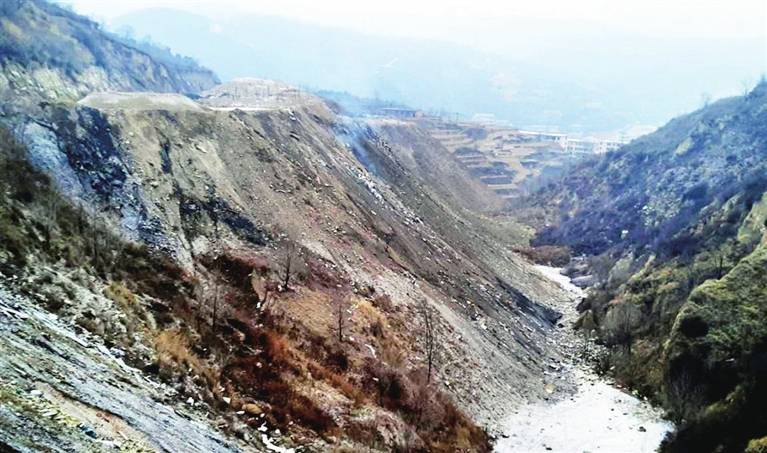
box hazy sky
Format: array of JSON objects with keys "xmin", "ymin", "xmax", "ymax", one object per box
[
  {"xmin": 66, "ymin": 0, "xmax": 767, "ymax": 45},
  {"xmin": 60, "ymin": 0, "xmax": 767, "ymax": 131}
]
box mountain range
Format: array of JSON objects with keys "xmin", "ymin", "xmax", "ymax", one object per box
[{"xmin": 106, "ymin": 7, "xmax": 764, "ymax": 133}]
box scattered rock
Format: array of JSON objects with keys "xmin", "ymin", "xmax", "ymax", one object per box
[
  {"xmin": 571, "ymin": 275, "xmax": 596, "ymax": 288},
  {"xmin": 242, "ymin": 403, "xmax": 262, "ymax": 416},
  {"xmin": 78, "ymin": 423, "xmax": 98, "ymax": 439}
]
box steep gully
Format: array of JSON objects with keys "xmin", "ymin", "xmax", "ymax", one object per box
[{"xmin": 496, "ymin": 266, "xmax": 672, "ymax": 452}]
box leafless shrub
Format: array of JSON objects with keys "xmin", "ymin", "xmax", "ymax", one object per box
[
  {"xmin": 666, "ymin": 370, "xmax": 706, "ymax": 422},
  {"xmin": 603, "ymin": 301, "xmax": 640, "ymax": 354},
  {"xmin": 418, "ymin": 298, "xmax": 437, "ymax": 383},
  {"xmin": 333, "ymin": 292, "xmax": 348, "ymax": 343}
]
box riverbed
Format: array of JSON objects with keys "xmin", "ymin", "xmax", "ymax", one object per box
[{"xmin": 495, "ymin": 266, "xmax": 673, "ymax": 453}]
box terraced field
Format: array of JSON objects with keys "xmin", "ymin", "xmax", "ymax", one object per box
[{"xmin": 419, "ymin": 120, "xmax": 585, "ymax": 199}]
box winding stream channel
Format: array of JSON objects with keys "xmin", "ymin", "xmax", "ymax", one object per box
[{"xmin": 496, "ymin": 266, "xmax": 673, "ymax": 453}]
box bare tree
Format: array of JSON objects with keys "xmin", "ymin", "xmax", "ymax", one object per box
[
  {"xmin": 333, "ymin": 292, "xmax": 348, "ymax": 343},
  {"xmin": 418, "ymin": 298, "xmax": 437, "ymax": 383},
  {"xmin": 210, "ymin": 274, "xmax": 221, "ymax": 331},
  {"xmin": 87, "ymin": 217, "xmax": 121, "ymax": 276},
  {"xmin": 209, "ymin": 206, "xmax": 222, "ymax": 331},
  {"xmin": 666, "ymin": 370, "xmax": 705, "ymax": 422},
  {"xmin": 89, "ymin": 219, "xmax": 100, "ymax": 268},
  {"xmin": 281, "ymin": 242, "xmax": 296, "ymax": 291},
  {"xmin": 41, "ymin": 191, "xmax": 60, "ymax": 250},
  {"xmin": 741, "ymin": 78, "xmax": 753, "ymax": 96},
  {"xmin": 714, "ymin": 251, "xmax": 725, "ymax": 279}
]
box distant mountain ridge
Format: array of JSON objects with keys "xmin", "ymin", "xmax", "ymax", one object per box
[
  {"xmin": 108, "ymin": 7, "xmax": 764, "ymax": 132},
  {"xmin": 0, "ymin": 0, "xmax": 218, "ymax": 113}
]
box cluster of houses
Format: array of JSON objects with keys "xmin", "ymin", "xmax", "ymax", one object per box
[{"xmin": 515, "ymin": 130, "xmax": 628, "ymax": 154}]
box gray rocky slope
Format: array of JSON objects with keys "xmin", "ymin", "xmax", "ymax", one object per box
[{"xmin": 0, "ymin": 1, "xmax": 574, "ymax": 450}]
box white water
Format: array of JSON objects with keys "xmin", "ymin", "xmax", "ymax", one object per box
[{"xmin": 495, "ymin": 266, "xmax": 673, "ymax": 453}]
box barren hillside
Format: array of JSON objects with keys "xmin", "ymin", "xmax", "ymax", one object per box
[{"xmin": 0, "ymin": 2, "xmax": 574, "ymax": 451}]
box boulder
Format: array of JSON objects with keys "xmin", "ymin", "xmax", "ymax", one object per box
[
  {"xmin": 571, "ymin": 275, "xmax": 596, "ymax": 288},
  {"xmin": 242, "ymin": 403, "xmax": 262, "ymax": 416}
]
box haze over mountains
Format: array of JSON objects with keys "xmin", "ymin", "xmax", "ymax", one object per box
[{"xmin": 68, "ymin": 5, "xmax": 765, "ymax": 134}]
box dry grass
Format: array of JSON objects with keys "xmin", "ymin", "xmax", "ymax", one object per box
[
  {"xmin": 221, "ymin": 329, "xmax": 339, "ymax": 434},
  {"xmin": 379, "ymin": 336, "xmax": 407, "ymax": 368},
  {"xmin": 306, "ymin": 360, "xmax": 366, "ymax": 407},
  {"xmin": 372, "ymin": 294, "xmax": 397, "ymax": 313},
  {"xmin": 203, "ymin": 250, "xmax": 270, "ymax": 290},
  {"xmin": 142, "ymin": 249, "xmax": 489, "ymax": 451},
  {"xmin": 104, "ymin": 281, "xmax": 138, "ymax": 310},
  {"xmin": 305, "ymin": 256, "xmax": 348, "ymax": 290},
  {"xmin": 154, "ymin": 329, "xmax": 218, "ymax": 390},
  {"xmin": 250, "ymin": 287, "xmax": 491, "ymax": 449},
  {"xmin": 361, "ymin": 359, "xmax": 491, "ymax": 452},
  {"xmin": 102, "ymin": 280, "xmax": 156, "ymax": 347}
]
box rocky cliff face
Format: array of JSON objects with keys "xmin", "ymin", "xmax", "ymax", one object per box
[
  {"xmin": 0, "ymin": 3, "xmax": 572, "ymax": 451},
  {"xmin": 526, "ymin": 83, "xmax": 767, "ymax": 452}
]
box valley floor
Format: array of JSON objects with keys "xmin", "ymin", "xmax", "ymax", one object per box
[{"xmin": 496, "ymin": 267, "xmax": 672, "ymax": 453}]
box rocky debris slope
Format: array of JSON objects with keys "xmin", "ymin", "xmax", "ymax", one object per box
[
  {"xmin": 360, "ymin": 118, "xmax": 503, "ymax": 215},
  {"xmin": 0, "ymin": 281, "xmax": 263, "ymax": 453},
  {"xmin": 15, "ymin": 81, "xmax": 569, "ymax": 425},
  {"xmin": 78, "ymin": 92, "xmax": 206, "ymax": 113},
  {"xmin": 0, "ymin": 83, "xmax": 571, "ymax": 447},
  {"xmin": 523, "ymin": 82, "xmax": 767, "ymax": 452},
  {"xmin": 0, "ymin": 2, "xmax": 576, "ymax": 448},
  {"xmin": 200, "ymin": 78, "xmax": 324, "ymax": 111}
]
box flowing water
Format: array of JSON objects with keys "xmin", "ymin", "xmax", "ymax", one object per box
[{"xmin": 495, "ymin": 266, "xmax": 673, "ymax": 453}]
